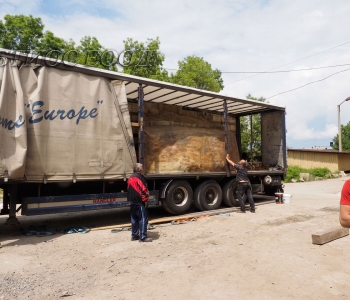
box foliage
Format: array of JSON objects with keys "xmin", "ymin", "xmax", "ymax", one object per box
[
  {"xmin": 170, "ymin": 56, "xmax": 223, "ymax": 92},
  {"xmin": 122, "ymin": 37, "xmax": 168, "ymax": 80},
  {"xmin": 240, "ymin": 94, "xmax": 267, "ymax": 160},
  {"xmin": 0, "ymin": 14, "xmax": 44, "ymax": 51},
  {"xmin": 38, "ymin": 31, "xmax": 66, "ymax": 53},
  {"xmin": 332, "ymin": 121, "xmax": 350, "ymax": 151},
  {"xmin": 285, "ymin": 166, "xmax": 304, "ymax": 182},
  {"xmin": 309, "ymin": 167, "xmax": 332, "ymax": 177},
  {"xmin": 0, "ymin": 14, "xmax": 224, "ymax": 80},
  {"xmin": 0, "ymin": 14, "xmax": 116, "ymax": 71},
  {"xmin": 37, "ymin": 30, "xmax": 67, "ymax": 60},
  {"xmin": 76, "ymin": 36, "xmax": 118, "ymax": 71},
  {"xmin": 0, "ymin": 21, "xmax": 4, "ymax": 43},
  {"xmin": 284, "ymin": 165, "xmax": 332, "ymax": 183}
]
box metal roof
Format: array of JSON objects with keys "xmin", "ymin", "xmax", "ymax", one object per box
[{"xmin": 0, "ymin": 49, "xmax": 285, "ymax": 115}]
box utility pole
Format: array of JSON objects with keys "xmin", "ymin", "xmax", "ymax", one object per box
[{"xmin": 338, "ymin": 96, "xmax": 350, "ymax": 152}]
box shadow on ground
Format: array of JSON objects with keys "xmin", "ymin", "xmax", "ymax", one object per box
[{"xmin": 0, "ymin": 197, "xmax": 270, "ymax": 247}]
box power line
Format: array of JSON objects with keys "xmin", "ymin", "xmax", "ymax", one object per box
[
  {"xmin": 163, "ymin": 40, "xmax": 350, "ymax": 100},
  {"xmin": 222, "ymin": 63, "xmax": 350, "ymax": 73},
  {"xmin": 225, "ymin": 40, "xmax": 350, "ymax": 85},
  {"xmin": 164, "ymin": 63, "xmax": 350, "ymax": 74},
  {"xmin": 266, "ymin": 67, "xmax": 350, "ymax": 99}
]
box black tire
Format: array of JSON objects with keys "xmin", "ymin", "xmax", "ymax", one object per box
[
  {"xmin": 162, "ymin": 180, "xmax": 193, "ymax": 215},
  {"xmin": 193, "ymin": 184, "xmax": 204, "ymax": 211},
  {"xmin": 222, "ymin": 179, "xmax": 246, "ymax": 207},
  {"xmin": 194, "ymin": 180, "xmax": 222, "ymax": 211}
]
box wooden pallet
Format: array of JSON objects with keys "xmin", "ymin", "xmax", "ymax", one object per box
[{"xmin": 91, "ymin": 200, "xmax": 275, "ymax": 231}]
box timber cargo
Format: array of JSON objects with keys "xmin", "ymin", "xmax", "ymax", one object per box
[{"xmin": 0, "ymin": 49, "xmax": 287, "ymax": 225}]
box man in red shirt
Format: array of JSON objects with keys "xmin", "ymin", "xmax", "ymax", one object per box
[
  {"xmin": 127, "ymin": 163, "xmax": 152, "ymax": 242},
  {"xmin": 339, "ymin": 179, "xmax": 350, "ymax": 228}
]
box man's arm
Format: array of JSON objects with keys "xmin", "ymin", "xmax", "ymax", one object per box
[
  {"xmin": 339, "ymin": 205, "xmax": 350, "ymax": 228},
  {"xmin": 226, "ymin": 154, "xmax": 236, "ymax": 168},
  {"xmin": 138, "ymin": 176, "xmax": 149, "ymax": 207}
]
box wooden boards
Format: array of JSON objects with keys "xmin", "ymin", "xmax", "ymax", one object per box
[
  {"xmin": 91, "ymin": 200, "xmax": 275, "ymax": 231},
  {"xmin": 128, "ymin": 101, "xmax": 240, "ymax": 174},
  {"xmin": 312, "ymin": 227, "xmax": 349, "ymax": 245},
  {"xmin": 91, "ymin": 207, "xmax": 239, "ymax": 231}
]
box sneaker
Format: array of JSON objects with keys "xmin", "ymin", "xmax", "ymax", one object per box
[
  {"xmin": 139, "ymin": 237, "xmax": 152, "ymax": 242},
  {"xmin": 250, "ymin": 209, "xmax": 255, "ymax": 213},
  {"xmin": 236, "ymin": 210, "xmax": 246, "ymax": 213},
  {"xmin": 131, "ymin": 236, "xmax": 139, "ymax": 241}
]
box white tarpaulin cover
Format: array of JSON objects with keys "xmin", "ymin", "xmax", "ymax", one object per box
[
  {"xmin": 0, "ymin": 62, "xmax": 135, "ymax": 181},
  {"xmin": 0, "ymin": 61, "xmax": 27, "ymax": 179}
]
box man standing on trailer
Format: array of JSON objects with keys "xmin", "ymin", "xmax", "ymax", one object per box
[
  {"xmin": 226, "ymin": 154, "xmax": 255, "ymax": 213},
  {"xmin": 127, "ymin": 163, "xmax": 152, "ymax": 242},
  {"xmin": 339, "ymin": 178, "xmax": 350, "ymax": 228}
]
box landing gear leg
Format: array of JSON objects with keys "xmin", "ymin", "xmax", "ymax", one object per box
[{"xmin": 5, "ymin": 184, "xmax": 20, "ymax": 226}]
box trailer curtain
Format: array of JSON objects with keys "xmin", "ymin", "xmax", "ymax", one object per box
[
  {"xmin": 20, "ymin": 66, "xmax": 135, "ymax": 181},
  {"xmin": 0, "ymin": 60, "xmax": 27, "ymax": 180},
  {"xmin": 0, "ymin": 63, "xmax": 135, "ymax": 182}
]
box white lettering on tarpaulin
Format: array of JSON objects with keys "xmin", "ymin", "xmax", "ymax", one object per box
[
  {"xmin": 0, "ymin": 100, "xmax": 102, "ymax": 132},
  {"xmin": 92, "ymin": 198, "xmax": 117, "ymax": 204}
]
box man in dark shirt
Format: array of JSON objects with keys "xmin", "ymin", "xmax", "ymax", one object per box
[
  {"xmin": 127, "ymin": 163, "xmax": 152, "ymax": 242},
  {"xmin": 226, "ymin": 154, "xmax": 255, "ymax": 213}
]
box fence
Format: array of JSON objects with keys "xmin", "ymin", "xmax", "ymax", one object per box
[{"xmin": 287, "ymin": 149, "xmax": 350, "ymax": 172}]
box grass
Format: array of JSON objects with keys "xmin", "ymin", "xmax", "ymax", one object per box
[{"xmin": 284, "ymin": 166, "xmax": 333, "ymax": 183}]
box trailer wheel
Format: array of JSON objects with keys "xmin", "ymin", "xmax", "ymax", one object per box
[
  {"xmin": 162, "ymin": 180, "xmax": 193, "ymax": 215},
  {"xmin": 194, "ymin": 180, "xmax": 222, "ymax": 211},
  {"xmin": 222, "ymin": 179, "xmax": 246, "ymax": 207}
]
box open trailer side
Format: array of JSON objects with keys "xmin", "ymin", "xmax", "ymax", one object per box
[{"xmin": 0, "ymin": 49, "xmax": 286, "ymax": 224}]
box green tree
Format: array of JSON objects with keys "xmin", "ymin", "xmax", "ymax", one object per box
[
  {"xmin": 37, "ymin": 30, "xmax": 66, "ymax": 57},
  {"xmin": 332, "ymin": 121, "xmax": 350, "ymax": 151},
  {"xmin": 0, "ymin": 14, "xmax": 117, "ymax": 71},
  {"xmin": 0, "ymin": 14, "xmax": 44, "ymax": 51},
  {"xmin": 170, "ymin": 55, "xmax": 224, "ymax": 92},
  {"xmin": 76, "ymin": 36, "xmax": 104, "ymax": 67},
  {"xmin": 122, "ymin": 37, "xmax": 168, "ymax": 80},
  {"xmin": 0, "ymin": 21, "xmax": 4, "ymax": 43},
  {"xmin": 240, "ymin": 94, "xmax": 267, "ymax": 161},
  {"xmin": 61, "ymin": 38, "xmax": 77, "ymax": 60},
  {"xmin": 70, "ymin": 36, "xmax": 117, "ymax": 71},
  {"xmin": 37, "ymin": 31, "xmax": 82, "ymax": 64}
]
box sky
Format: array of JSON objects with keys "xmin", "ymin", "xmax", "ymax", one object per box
[{"xmin": 1, "ymin": 0, "xmax": 350, "ymax": 149}]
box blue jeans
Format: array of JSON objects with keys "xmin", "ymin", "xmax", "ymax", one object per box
[
  {"xmin": 237, "ymin": 182, "xmax": 255, "ymax": 212},
  {"xmin": 130, "ymin": 204, "xmax": 148, "ymax": 240}
]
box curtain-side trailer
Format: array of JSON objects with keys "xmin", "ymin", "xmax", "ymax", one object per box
[{"xmin": 0, "ymin": 50, "xmax": 287, "ymax": 225}]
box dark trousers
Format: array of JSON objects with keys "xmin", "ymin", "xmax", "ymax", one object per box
[
  {"xmin": 130, "ymin": 204, "xmax": 148, "ymax": 240},
  {"xmin": 237, "ymin": 182, "xmax": 255, "ymax": 212}
]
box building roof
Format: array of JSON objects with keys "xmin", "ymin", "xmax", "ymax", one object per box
[{"xmin": 288, "ymin": 148, "xmax": 350, "ymax": 154}]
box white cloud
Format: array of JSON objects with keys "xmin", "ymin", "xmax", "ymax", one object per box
[
  {"xmin": 2, "ymin": 0, "xmax": 350, "ymax": 147},
  {"xmin": 0, "ymin": 0, "xmax": 40, "ymax": 16},
  {"xmin": 288, "ymin": 122, "xmax": 338, "ymax": 140}
]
